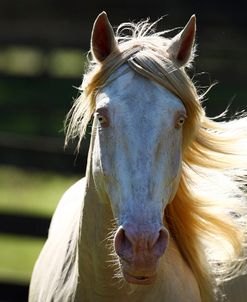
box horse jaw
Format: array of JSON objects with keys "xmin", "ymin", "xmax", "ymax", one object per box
[{"xmin": 92, "ymin": 66, "xmax": 185, "ymax": 284}]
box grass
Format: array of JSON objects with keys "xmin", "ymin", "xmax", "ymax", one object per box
[
  {"xmin": 0, "ymin": 165, "xmax": 79, "ymax": 283},
  {"xmin": 0, "ymin": 165, "xmax": 78, "ymax": 217},
  {"xmin": 0, "ymin": 234, "xmax": 44, "ymax": 283}
]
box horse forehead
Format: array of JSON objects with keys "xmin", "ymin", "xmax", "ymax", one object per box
[{"xmin": 99, "ymin": 68, "xmax": 185, "ymax": 113}]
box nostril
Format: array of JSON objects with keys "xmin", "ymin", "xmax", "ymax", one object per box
[
  {"xmin": 114, "ymin": 226, "xmax": 169, "ymax": 260},
  {"xmin": 114, "ymin": 227, "xmax": 132, "ymax": 259},
  {"xmin": 153, "ymin": 228, "xmax": 169, "ymax": 257}
]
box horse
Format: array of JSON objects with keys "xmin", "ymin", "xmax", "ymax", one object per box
[{"xmin": 29, "ymin": 12, "xmax": 247, "ymax": 302}]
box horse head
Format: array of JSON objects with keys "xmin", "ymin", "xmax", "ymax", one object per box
[{"xmin": 90, "ymin": 12, "xmax": 196, "ymax": 285}]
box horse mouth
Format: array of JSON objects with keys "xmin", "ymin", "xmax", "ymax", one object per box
[{"xmin": 123, "ymin": 271, "xmax": 156, "ymax": 285}]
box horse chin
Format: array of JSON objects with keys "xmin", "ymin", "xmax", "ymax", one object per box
[{"xmin": 120, "ymin": 260, "xmax": 158, "ymax": 285}]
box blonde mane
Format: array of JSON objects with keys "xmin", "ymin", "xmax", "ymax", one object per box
[{"xmin": 65, "ymin": 20, "xmax": 247, "ymax": 301}]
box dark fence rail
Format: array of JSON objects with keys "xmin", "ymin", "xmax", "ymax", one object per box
[
  {"xmin": 0, "ymin": 213, "xmax": 50, "ymax": 238},
  {"xmin": 0, "ymin": 132, "xmax": 89, "ymax": 174},
  {"xmin": 0, "ymin": 282, "xmax": 29, "ymax": 302}
]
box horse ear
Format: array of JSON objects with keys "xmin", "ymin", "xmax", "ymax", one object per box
[
  {"xmin": 167, "ymin": 15, "xmax": 196, "ymax": 67},
  {"xmin": 91, "ymin": 11, "xmax": 118, "ymax": 62}
]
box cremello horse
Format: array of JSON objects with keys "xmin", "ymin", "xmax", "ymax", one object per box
[{"xmin": 29, "ymin": 12, "xmax": 247, "ymax": 302}]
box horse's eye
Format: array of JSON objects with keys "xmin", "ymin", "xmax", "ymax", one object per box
[
  {"xmin": 98, "ymin": 114, "xmax": 106, "ymax": 123},
  {"xmin": 95, "ymin": 111, "xmax": 109, "ymax": 128},
  {"xmin": 175, "ymin": 113, "xmax": 187, "ymax": 129}
]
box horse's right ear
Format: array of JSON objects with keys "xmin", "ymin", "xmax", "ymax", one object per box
[{"xmin": 91, "ymin": 12, "xmax": 118, "ymax": 62}]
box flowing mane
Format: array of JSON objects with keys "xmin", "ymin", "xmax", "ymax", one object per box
[{"xmin": 65, "ymin": 19, "xmax": 247, "ymax": 301}]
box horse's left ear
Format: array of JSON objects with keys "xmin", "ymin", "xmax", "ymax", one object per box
[
  {"xmin": 167, "ymin": 15, "xmax": 196, "ymax": 67},
  {"xmin": 91, "ymin": 11, "xmax": 118, "ymax": 62}
]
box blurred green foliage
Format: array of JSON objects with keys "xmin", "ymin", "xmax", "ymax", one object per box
[
  {"xmin": 0, "ymin": 47, "xmax": 86, "ymax": 78},
  {"xmin": 0, "ymin": 48, "xmax": 44, "ymax": 77}
]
